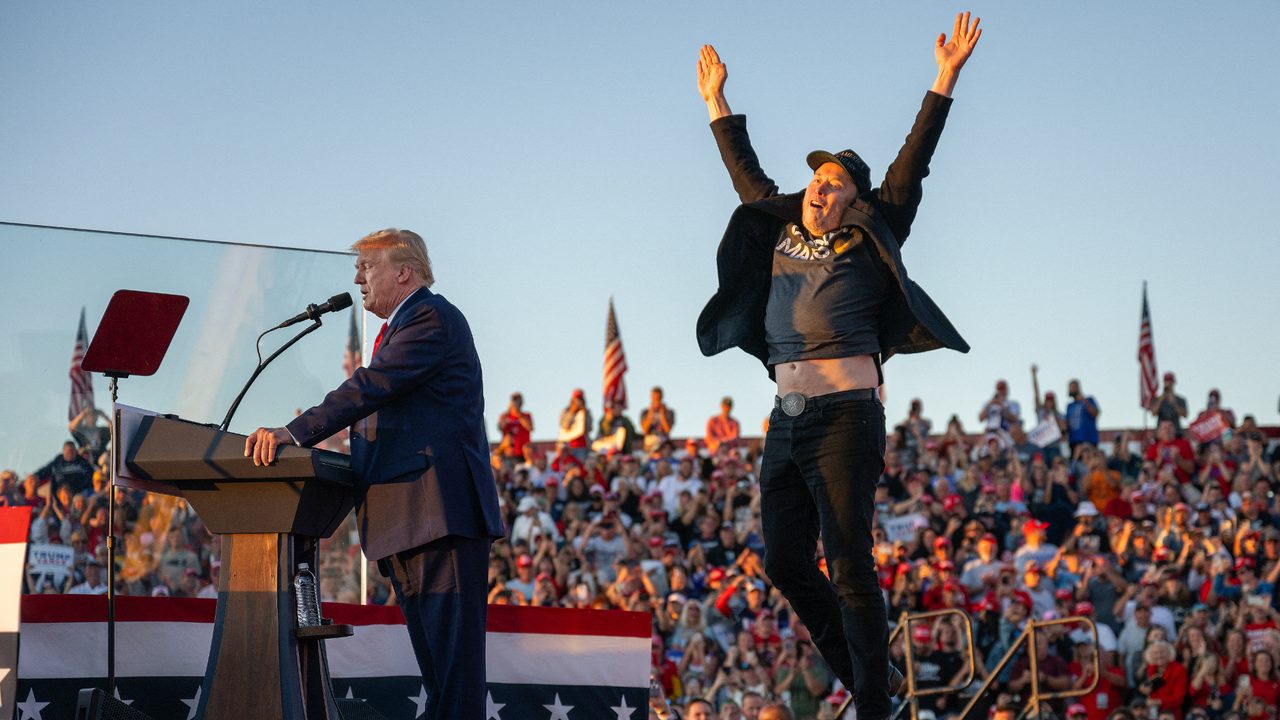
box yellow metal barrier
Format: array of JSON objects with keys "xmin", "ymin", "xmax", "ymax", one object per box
[
  {"xmin": 833, "ymin": 613, "xmax": 1100, "ymax": 720},
  {"xmin": 837, "ymin": 608, "xmax": 976, "ymax": 720},
  {"xmin": 953, "ymin": 615, "xmax": 1100, "ymax": 720}
]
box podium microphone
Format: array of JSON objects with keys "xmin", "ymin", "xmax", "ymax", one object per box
[
  {"xmin": 275, "ymin": 293, "xmax": 353, "ymax": 329},
  {"xmin": 222, "ymin": 291, "xmax": 354, "ymax": 431}
]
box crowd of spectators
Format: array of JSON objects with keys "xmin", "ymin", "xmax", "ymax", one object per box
[
  {"xmin": 7, "ymin": 375, "xmax": 1280, "ymax": 720},
  {"xmin": 5, "ymin": 407, "xmax": 218, "ymax": 599},
  {"xmin": 483, "ymin": 379, "xmax": 1280, "ymax": 720}
]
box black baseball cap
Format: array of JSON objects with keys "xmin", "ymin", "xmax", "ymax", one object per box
[{"xmin": 807, "ymin": 149, "xmax": 872, "ymax": 195}]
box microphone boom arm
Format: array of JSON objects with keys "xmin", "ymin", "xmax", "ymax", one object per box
[{"xmin": 220, "ymin": 318, "xmax": 324, "ymax": 432}]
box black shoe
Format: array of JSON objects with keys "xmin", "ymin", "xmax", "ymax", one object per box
[{"xmin": 889, "ymin": 665, "xmax": 905, "ymax": 698}]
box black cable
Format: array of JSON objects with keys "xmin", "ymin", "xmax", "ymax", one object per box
[{"xmin": 220, "ymin": 319, "xmax": 323, "ymax": 432}]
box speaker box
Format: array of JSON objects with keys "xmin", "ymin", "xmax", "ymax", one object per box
[
  {"xmin": 74, "ymin": 688, "xmax": 156, "ymax": 720},
  {"xmin": 335, "ymin": 697, "xmax": 389, "ymax": 720}
]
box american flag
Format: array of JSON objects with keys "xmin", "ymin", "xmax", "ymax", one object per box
[
  {"xmin": 603, "ymin": 298, "xmax": 628, "ymax": 410},
  {"xmin": 68, "ymin": 307, "xmax": 94, "ymax": 421},
  {"xmin": 1138, "ymin": 282, "xmax": 1158, "ymax": 410},
  {"xmin": 343, "ymin": 305, "xmax": 362, "ymax": 378}
]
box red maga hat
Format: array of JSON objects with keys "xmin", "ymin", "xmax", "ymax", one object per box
[
  {"xmin": 1074, "ymin": 601, "xmax": 1095, "ymax": 616},
  {"xmin": 934, "ymin": 536, "xmax": 952, "ymax": 548},
  {"xmin": 944, "ymin": 495, "xmax": 964, "ymax": 512},
  {"xmin": 912, "ymin": 625, "xmax": 933, "ymax": 642},
  {"xmin": 1067, "ymin": 704, "xmax": 1088, "ymax": 717}
]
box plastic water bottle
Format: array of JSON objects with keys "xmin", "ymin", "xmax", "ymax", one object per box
[{"xmin": 294, "ymin": 563, "xmax": 320, "ymax": 627}]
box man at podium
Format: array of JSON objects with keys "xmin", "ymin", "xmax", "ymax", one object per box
[{"xmin": 245, "ymin": 228, "xmax": 504, "ymax": 720}]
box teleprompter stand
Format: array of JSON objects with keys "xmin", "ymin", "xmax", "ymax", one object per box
[{"xmin": 81, "ymin": 289, "xmax": 190, "ymax": 703}]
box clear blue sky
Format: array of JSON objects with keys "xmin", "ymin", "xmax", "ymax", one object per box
[{"xmin": 2, "ymin": 1, "xmax": 1277, "ymax": 457}]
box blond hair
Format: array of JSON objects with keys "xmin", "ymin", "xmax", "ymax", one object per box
[
  {"xmin": 352, "ymin": 228, "xmax": 434, "ymax": 288},
  {"xmin": 1144, "ymin": 640, "xmax": 1175, "ymax": 666}
]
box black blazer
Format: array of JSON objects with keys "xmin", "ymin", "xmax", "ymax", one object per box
[
  {"xmin": 696, "ymin": 91, "xmax": 969, "ymax": 379},
  {"xmin": 288, "ymin": 287, "xmax": 504, "ymax": 560}
]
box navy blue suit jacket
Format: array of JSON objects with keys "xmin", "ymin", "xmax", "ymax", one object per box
[{"xmin": 287, "ymin": 287, "xmax": 504, "ymax": 560}]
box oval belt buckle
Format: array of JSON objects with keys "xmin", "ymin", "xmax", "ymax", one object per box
[{"xmin": 781, "ymin": 392, "xmax": 806, "ymax": 417}]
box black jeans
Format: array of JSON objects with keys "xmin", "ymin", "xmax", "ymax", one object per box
[{"xmin": 760, "ymin": 394, "xmax": 889, "ymax": 720}]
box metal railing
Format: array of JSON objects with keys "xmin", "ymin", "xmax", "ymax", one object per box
[
  {"xmin": 837, "ymin": 608, "xmax": 976, "ymax": 720},
  {"xmin": 954, "ymin": 615, "xmax": 1100, "ymax": 720},
  {"xmin": 834, "ymin": 613, "xmax": 1101, "ymax": 720}
]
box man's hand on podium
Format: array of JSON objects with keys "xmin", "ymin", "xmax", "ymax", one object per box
[{"xmin": 245, "ymin": 427, "xmax": 295, "ymax": 466}]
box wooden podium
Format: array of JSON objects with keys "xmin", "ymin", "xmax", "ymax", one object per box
[{"xmin": 125, "ymin": 415, "xmax": 357, "ymax": 720}]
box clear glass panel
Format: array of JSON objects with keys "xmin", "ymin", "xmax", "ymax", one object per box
[{"xmin": 0, "ymin": 223, "xmax": 368, "ymax": 601}]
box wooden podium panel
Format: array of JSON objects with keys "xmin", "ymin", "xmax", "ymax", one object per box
[
  {"xmin": 125, "ymin": 416, "xmax": 355, "ymax": 720},
  {"xmin": 202, "ymin": 534, "xmax": 289, "ymax": 719}
]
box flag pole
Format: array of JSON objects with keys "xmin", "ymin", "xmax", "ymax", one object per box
[
  {"xmin": 360, "ymin": 307, "xmax": 369, "ymax": 605},
  {"xmin": 1141, "ymin": 282, "xmax": 1149, "ymax": 443}
]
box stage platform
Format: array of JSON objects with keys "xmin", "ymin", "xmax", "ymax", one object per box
[{"xmin": 16, "ymin": 595, "xmax": 651, "ymax": 720}]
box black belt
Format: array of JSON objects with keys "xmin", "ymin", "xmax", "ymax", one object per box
[{"xmin": 774, "ymin": 388, "xmax": 879, "ymax": 417}]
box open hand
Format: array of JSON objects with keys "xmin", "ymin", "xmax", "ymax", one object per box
[
  {"xmin": 935, "ymin": 12, "xmax": 982, "ymax": 75},
  {"xmin": 697, "ymin": 45, "xmax": 727, "ymax": 101}
]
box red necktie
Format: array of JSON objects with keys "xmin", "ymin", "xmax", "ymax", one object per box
[{"xmin": 372, "ymin": 322, "xmax": 389, "ymax": 358}]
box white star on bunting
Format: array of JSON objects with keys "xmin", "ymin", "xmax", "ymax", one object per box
[
  {"xmin": 487, "ymin": 691, "xmax": 506, "ymax": 720},
  {"xmin": 544, "ymin": 692, "xmax": 574, "ymax": 720},
  {"xmin": 611, "ymin": 694, "xmax": 637, "ymax": 719},
  {"xmin": 409, "ymin": 685, "xmax": 429, "ymax": 718},
  {"xmin": 16, "ymin": 688, "xmax": 50, "ymax": 720},
  {"xmin": 180, "ymin": 685, "xmax": 202, "ymax": 720}
]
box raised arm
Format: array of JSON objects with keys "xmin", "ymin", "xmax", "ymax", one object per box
[
  {"xmin": 700, "ymin": 44, "xmax": 781, "ymax": 203},
  {"xmin": 1031, "ymin": 364, "xmax": 1043, "ymax": 414},
  {"xmin": 875, "ymin": 12, "xmax": 982, "ymax": 245},
  {"xmin": 697, "ymin": 45, "xmax": 732, "ymax": 122},
  {"xmin": 931, "ymin": 12, "xmax": 982, "ymax": 98}
]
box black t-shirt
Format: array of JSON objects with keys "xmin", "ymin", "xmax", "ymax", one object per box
[
  {"xmin": 1107, "ymin": 454, "xmax": 1142, "ymax": 481},
  {"xmin": 765, "ymin": 224, "xmax": 890, "ymax": 366},
  {"xmin": 1152, "ymin": 394, "xmax": 1188, "ymax": 430},
  {"xmin": 883, "ymin": 468, "xmax": 908, "ymax": 501},
  {"xmin": 1076, "ymin": 531, "xmax": 1111, "ymax": 556},
  {"xmin": 915, "ymin": 649, "xmax": 964, "ymax": 688},
  {"xmin": 37, "ymin": 455, "xmax": 96, "ymax": 495},
  {"xmin": 707, "ymin": 542, "xmax": 741, "ymax": 568}
]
